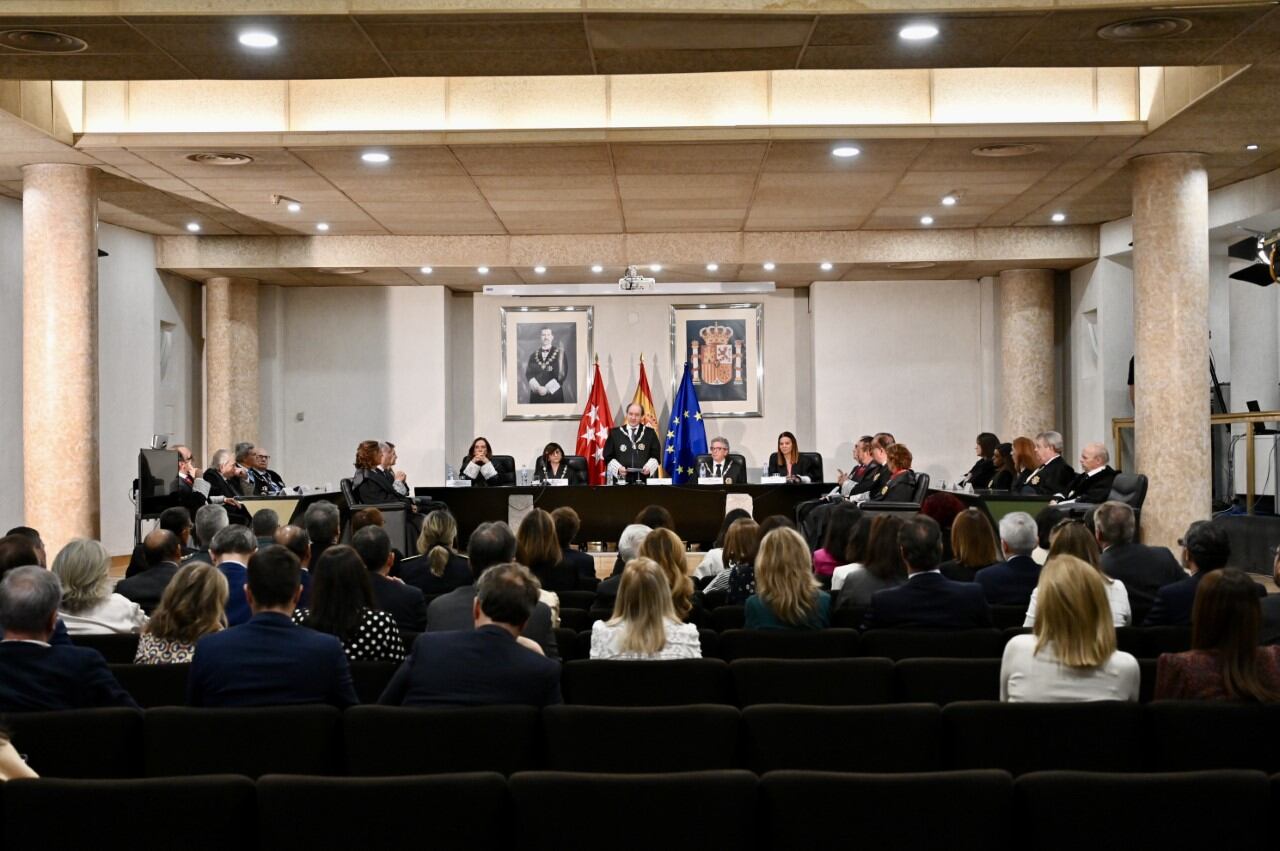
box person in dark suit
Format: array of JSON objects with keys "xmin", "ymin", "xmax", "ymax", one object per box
[
  {"xmin": 251, "ymin": 507, "xmax": 280, "ymax": 550},
  {"xmin": 604, "ymin": 403, "xmax": 662, "ymax": 480},
  {"xmin": 1020, "ymin": 431, "xmax": 1075, "ymax": 497},
  {"xmin": 871, "ymin": 443, "xmax": 920, "ymax": 502},
  {"xmin": 958, "ymin": 432, "xmax": 999, "ymax": 490},
  {"xmin": 533, "ymin": 442, "xmax": 584, "ymax": 485},
  {"xmin": 1260, "ymin": 547, "xmax": 1280, "ymax": 646},
  {"xmin": 1146, "ymin": 520, "xmax": 1264, "ymax": 626},
  {"xmin": 988, "ymin": 442, "xmax": 1017, "ymax": 491},
  {"xmin": 245, "ymin": 446, "xmax": 287, "ymax": 496},
  {"xmin": 116, "ymin": 529, "xmax": 183, "ymax": 615},
  {"xmin": 0, "ymin": 567, "xmax": 138, "ymax": 711},
  {"xmin": 767, "ymin": 431, "xmax": 819, "ymax": 483},
  {"xmin": 700, "ymin": 436, "xmax": 747, "ymax": 484},
  {"xmin": 352, "ymin": 525, "xmax": 426, "ymax": 632},
  {"xmin": 851, "ymin": 434, "xmax": 896, "ymax": 497},
  {"xmin": 460, "ymin": 436, "xmax": 516, "ymax": 487},
  {"xmin": 862, "ymin": 515, "xmax": 992, "ymax": 629},
  {"xmin": 203, "ymin": 449, "xmax": 251, "ymax": 510},
  {"xmin": 187, "ymin": 504, "xmax": 228, "ymax": 566},
  {"xmin": 380, "ymin": 562, "xmax": 562, "ymax": 707},
  {"xmin": 1054, "ymin": 443, "xmax": 1117, "ymax": 503},
  {"xmin": 125, "ymin": 506, "xmax": 194, "ymax": 578},
  {"xmin": 976, "ymin": 511, "xmax": 1042, "ymax": 607},
  {"xmin": 351, "ymin": 440, "xmax": 414, "ymax": 508},
  {"xmin": 427, "ymin": 521, "xmax": 558, "ymax": 658},
  {"xmin": 187, "ymin": 545, "xmax": 358, "ymax": 708},
  {"xmin": 211, "ymin": 524, "xmax": 257, "ymax": 627},
  {"xmin": 1093, "ymin": 501, "xmax": 1185, "ymax": 612},
  {"xmin": 272, "ymin": 524, "xmax": 314, "ymax": 608},
  {"xmin": 551, "ymin": 507, "xmax": 598, "ymax": 590}
]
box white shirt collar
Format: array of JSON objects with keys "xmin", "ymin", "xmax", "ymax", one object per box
[
  {"xmin": 2, "ymin": 639, "xmax": 50, "ymax": 647},
  {"xmin": 1085, "ymin": 465, "xmax": 1105, "ymax": 477}
]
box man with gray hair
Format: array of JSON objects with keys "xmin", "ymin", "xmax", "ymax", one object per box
[
  {"xmin": 1095, "ymin": 501, "xmax": 1184, "ymax": 612},
  {"xmin": 212, "ymin": 524, "xmax": 258, "ymax": 626},
  {"xmin": 591, "ymin": 524, "xmax": 652, "ymax": 617},
  {"xmin": 976, "ymin": 511, "xmax": 1042, "ymax": 607},
  {"xmin": 0, "ymin": 567, "xmax": 137, "ymax": 710},
  {"xmin": 189, "ymin": 503, "xmax": 229, "ymax": 564},
  {"xmin": 380, "ymin": 563, "xmax": 562, "ymax": 707},
  {"xmin": 1021, "ymin": 431, "xmax": 1075, "ymax": 497},
  {"xmin": 705, "ymin": 437, "xmax": 745, "ymax": 483},
  {"xmin": 1054, "ymin": 442, "xmax": 1117, "ymax": 504}
]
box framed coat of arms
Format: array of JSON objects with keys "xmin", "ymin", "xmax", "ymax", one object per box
[{"xmin": 669, "ymin": 303, "xmax": 763, "ymax": 418}]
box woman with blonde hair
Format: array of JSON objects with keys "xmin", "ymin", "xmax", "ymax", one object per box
[
  {"xmin": 52, "ymin": 539, "xmax": 148, "ymax": 635},
  {"xmin": 135, "ymin": 562, "xmax": 228, "ymax": 664},
  {"xmin": 745, "ymin": 527, "xmax": 831, "ymax": 630},
  {"xmin": 1023, "ymin": 520, "xmax": 1131, "ymax": 627},
  {"xmin": 1000, "ymin": 555, "xmax": 1139, "ymax": 702},
  {"xmin": 639, "ymin": 528, "xmax": 697, "ymax": 622},
  {"xmin": 590, "ymin": 558, "xmax": 701, "ymax": 660},
  {"xmin": 406, "ymin": 509, "xmax": 471, "ymax": 595}
]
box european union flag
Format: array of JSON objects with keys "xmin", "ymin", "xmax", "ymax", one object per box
[{"xmin": 664, "ymin": 362, "xmax": 708, "ymax": 485}]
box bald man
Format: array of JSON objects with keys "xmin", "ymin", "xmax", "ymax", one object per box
[
  {"xmin": 116, "ymin": 529, "xmax": 184, "ymax": 614},
  {"xmin": 1055, "ymin": 442, "xmax": 1117, "ymax": 504}
]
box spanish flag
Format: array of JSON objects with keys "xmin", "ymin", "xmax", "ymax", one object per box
[{"xmin": 631, "ymin": 356, "xmax": 661, "ymax": 473}]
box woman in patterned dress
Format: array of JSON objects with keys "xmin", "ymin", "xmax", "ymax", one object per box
[{"xmin": 134, "ymin": 562, "xmax": 228, "ymax": 664}]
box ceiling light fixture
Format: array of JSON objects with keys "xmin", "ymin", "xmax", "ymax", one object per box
[
  {"xmin": 591, "ymin": 265, "xmax": 604, "ymax": 273},
  {"xmin": 763, "ymin": 262, "xmax": 776, "ymax": 271},
  {"xmin": 420, "ymin": 266, "xmax": 433, "ymax": 274},
  {"xmin": 477, "ymin": 266, "xmax": 490, "ymax": 275},
  {"xmin": 1051, "ymin": 212, "xmax": 1066, "ymax": 223},
  {"xmin": 920, "ymin": 215, "xmax": 934, "ymax": 225},
  {"xmin": 315, "ymin": 222, "xmax": 329, "ymax": 231},
  {"xmin": 820, "ymin": 262, "xmax": 834, "ymax": 271},
  {"xmin": 941, "ymin": 195, "xmax": 958, "ymax": 206},
  {"xmin": 1245, "ymin": 143, "xmax": 1260, "ymax": 151},
  {"xmin": 831, "ymin": 146, "xmax": 861, "ymax": 158},
  {"xmin": 534, "ymin": 266, "xmax": 547, "ymax": 274},
  {"xmin": 649, "ymin": 264, "xmax": 662, "ymax": 272},
  {"xmin": 899, "ymin": 23, "xmax": 939, "ymax": 41},
  {"xmin": 361, "ymin": 151, "xmax": 390, "ymax": 164},
  {"xmin": 185, "ymin": 222, "xmax": 201, "ymax": 232},
  {"xmin": 0, "ymin": 29, "xmax": 89, "ymax": 53},
  {"xmin": 237, "ymin": 31, "xmax": 278, "ymax": 48},
  {"xmin": 706, "ymin": 263, "xmax": 719, "ymax": 272},
  {"xmin": 484, "ymin": 281, "xmax": 776, "ymax": 297},
  {"xmin": 286, "ymin": 202, "xmax": 301, "ymax": 213}
]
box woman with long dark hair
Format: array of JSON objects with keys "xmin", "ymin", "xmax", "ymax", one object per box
[
  {"xmin": 534, "ymin": 442, "xmax": 583, "ymax": 485},
  {"xmin": 813, "ymin": 503, "xmax": 861, "ymax": 582},
  {"xmin": 833, "ymin": 514, "xmax": 907, "ymax": 609},
  {"xmin": 989, "ymin": 442, "xmax": 1017, "ymax": 491},
  {"xmin": 767, "ymin": 431, "xmax": 819, "ymax": 483},
  {"xmin": 958, "ymin": 432, "xmax": 1000, "ymax": 490},
  {"xmin": 460, "ymin": 436, "xmax": 515, "ymax": 487},
  {"xmin": 294, "ymin": 545, "xmax": 405, "ymax": 662}
]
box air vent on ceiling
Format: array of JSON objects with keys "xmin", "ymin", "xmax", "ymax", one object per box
[
  {"xmin": 0, "ymin": 29, "xmax": 88, "ymax": 53},
  {"xmin": 1097, "ymin": 16, "xmax": 1193, "ymax": 40},
  {"xmin": 317, "ymin": 268, "xmax": 367, "ymax": 276},
  {"xmin": 887, "ymin": 261, "xmax": 938, "ymax": 270},
  {"xmin": 972, "ymin": 143, "xmax": 1045, "ymax": 158},
  {"xmin": 184, "ymin": 152, "xmax": 255, "ymax": 166}
]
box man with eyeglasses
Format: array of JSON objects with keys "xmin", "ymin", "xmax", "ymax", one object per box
[{"xmin": 246, "ymin": 448, "xmax": 286, "ymax": 496}]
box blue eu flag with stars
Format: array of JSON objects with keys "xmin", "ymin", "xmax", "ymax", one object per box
[{"xmin": 664, "ymin": 362, "xmax": 708, "ymax": 485}]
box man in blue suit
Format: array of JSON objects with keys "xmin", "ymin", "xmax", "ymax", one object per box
[
  {"xmin": 863, "ymin": 516, "xmax": 992, "ymax": 630},
  {"xmin": 211, "ymin": 523, "xmax": 257, "ymax": 626},
  {"xmin": 1146, "ymin": 520, "xmax": 1263, "ymax": 626},
  {"xmin": 976, "ymin": 512, "xmax": 1042, "ymax": 608},
  {"xmin": 380, "ymin": 562, "xmax": 562, "ymax": 707},
  {"xmin": 188, "ymin": 545, "xmax": 358, "ymax": 708},
  {"xmin": 0, "ymin": 567, "xmax": 138, "ymax": 711}
]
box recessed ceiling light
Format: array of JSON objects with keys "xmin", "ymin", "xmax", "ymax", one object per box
[
  {"xmin": 832, "ymin": 146, "xmax": 861, "ymax": 158},
  {"xmin": 591, "ymin": 264, "xmax": 604, "ymax": 273},
  {"xmin": 286, "ymin": 202, "xmax": 301, "ymax": 213},
  {"xmin": 420, "ymin": 266, "xmax": 433, "ymax": 274},
  {"xmin": 185, "ymin": 152, "xmax": 254, "ymax": 166},
  {"xmin": 361, "ymin": 151, "xmax": 390, "ymax": 164},
  {"xmin": 920, "ymin": 215, "xmax": 934, "ymax": 225},
  {"xmin": 1051, "ymin": 212, "xmax": 1066, "ymax": 223},
  {"xmin": 820, "ymin": 262, "xmax": 834, "ymax": 271},
  {"xmin": 477, "ymin": 266, "xmax": 490, "ymax": 275},
  {"xmin": 1245, "ymin": 143, "xmax": 1260, "ymax": 151},
  {"xmin": 185, "ymin": 222, "xmax": 200, "ymax": 232},
  {"xmin": 315, "ymin": 222, "xmax": 329, "ymax": 231},
  {"xmin": 237, "ymin": 31, "xmax": 278, "ymax": 49},
  {"xmin": 763, "ymin": 262, "xmax": 776, "ymax": 271},
  {"xmin": 899, "ymin": 23, "xmax": 939, "ymax": 41},
  {"xmin": 941, "ymin": 195, "xmax": 957, "ymax": 206},
  {"xmin": 649, "ymin": 264, "xmax": 662, "ymax": 272},
  {"xmin": 534, "ymin": 266, "xmax": 546, "ymax": 274},
  {"xmin": 706, "ymin": 263, "xmax": 719, "ymax": 272}
]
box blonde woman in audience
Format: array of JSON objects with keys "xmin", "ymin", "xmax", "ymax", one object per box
[
  {"xmin": 639, "ymin": 527, "xmax": 697, "ymax": 623},
  {"xmin": 135, "ymin": 562, "xmax": 228, "ymax": 664},
  {"xmin": 408, "ymin": 510, "xmax": 472, "ymax": 595},
  {"xmin": 51, "ymin": 538, "xmax": 148, "ymax": 635},
  {"xmin": 1001, "ymin": 555, "xmax": 1139, "ymax": 702},
  {"xmin": 745, "ymin": 527, "xmax": 832, "ymax": 630},
  {"xmin": 1023, "ymin": 520, "xmax": 1131, "ymax": 627},
  {"xmin": 0, "ymin": 726, "xmax": 36, "ymax": 780},
  {"xmin": 590, "ymin": 558, "xmax": 701, "ymax": 660}
]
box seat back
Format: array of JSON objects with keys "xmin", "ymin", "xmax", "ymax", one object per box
[
  {"xmin": 561, "ymin": 659, "xmax": 733, "ymax": 705},
  {"xmin": 344, "ymin": 705, "xmax": 540, "ymax": 776},
  {"xmin": 858, "ymin": 629, "xmax": 1006, "ymax": 661},
  {"xmin": 563, "ymin": 454, "xmax": 588, "ymax": 483},
  {"xmin": 911, "ymin": 472, "xmax": 931, "ymax": 503},
  {"xmin": 1108, "ymin": 473, "xmax": 1148, "ymax": 509},
  {"xmin": 893, "ymin": 659, "xmax": 1001, "ymax": 704},
  {"xmin": 731, "ymin": 658, "xmax": 894, "ymax": 706},
  {"xmin": 339, "ymin": 477, "xmax": 357, "ymax": 507},
  {"xmin": 1145, "ymin": 703, "xmax": 1280, "ymax": 772},
  {"xmin": 799, "ymin": 451, "xmax": 824, "ymax": 483},
  {"xmin": 989, "ymin": 604, "xmax": 1027, "ymax": 630},
  {"xmin": 110, "ymin": 663, "xmax": 190, "ymax": 707},
  {"xmin": 710, "ymin": 605, "xmax": 746, "ymax": 632},
  {"xmin": 943, "ymin": 701, "xmax": 1145, "ymax": 775},
  {"xmin": 490, "ymin": 455, "xmax": 516, "ymax": 481},
  {"xmin": 5, "ymin": 708, "xmax": 143, "ymax": 778},
  {"xmin": 71, "ymin": 633, "xmax": 141, "ymax": 663},
  {"xmin": 741, "ymin": 704, "xmax": 942, "ymax": 773},
  {"xmin": 348, "ymin": 660, "xmax": 398, "ymax": 705},
  {"xmin": 542, "ymin": 705, "xmax": 741, "ymax": 772},
  {"xmin": 144, "ymin": 706, "xmax": 343, "ymax": 778},
  {"xmin": 718, "ymin": 628, "xmax": 859, "ymax": 661}
]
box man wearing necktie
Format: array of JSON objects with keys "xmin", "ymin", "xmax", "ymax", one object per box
[
  {"xmin": 603, "ymin": 403, "xmax": 661, "ymax": 481},
  {"xmin": 705, "ymin": 436, "xmax": 744, "ymax": 483}
]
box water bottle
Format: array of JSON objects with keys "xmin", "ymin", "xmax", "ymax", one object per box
[
  {"xmin": 607, "ymin": 468, "xmax": 615, "ymax": 486},
  {"xmin": 699, "ymin": 461, "xmax": 709, "ymax": 478},
  {"xmin": 520, "ymin": 464, "xmax": 531, "ymax": 487},
  {"xmin": 445, "ymin": 464, "xmax": 455, "ymax": 484},
  {"xmin": 761, "ymin": 462, "xmax": 769, "ymax": 482}
]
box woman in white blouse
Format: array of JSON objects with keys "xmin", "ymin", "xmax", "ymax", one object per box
[
  {"xmin": 51, "ymin": 538, "xmax": 148, "ymax": 635},
  {"xmin": 1001, "ymin": 555, "xmax": 1139, "ymax": 703},
  {"xmin": 591, "ymin": 557, "xmax": 701, "ymax": 660},
  {"xmin": 1023, "ymin": 520, "xmax": 1131, "ymax": 627}
]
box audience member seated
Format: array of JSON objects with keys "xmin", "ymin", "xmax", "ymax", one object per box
[
  {"xmin": 863, "ymin": 516, "xmax": 991, "ymax": 630},
  {"xmin": 746, "ymin": 527, "xmax": 832, "ymax": 630},
  {"xmin": 519, "ymin": 508, "xmax": 575, "ymax": 592},
  {"xmin": 0, "ymin": 726, "xmax": 37, "ymax": 779},
  {"xmin": 918, "ymin": 491, "xmax": 966, "ymax": 556},
  {"xmin": 976, "ymin": 512, "xmax": 1042, "ymax": 607},
  {"xmin": 767, "ymin": 431, "xmax": 818, "ymax": 483},
  {"xmin": 938, "ymin": 508, "xmax": 1001, "ymax": 583},
  {"xmin": 134, "ymin": 562, "xmax": 228, "ymax": 664},
  {"xmin": 1146, "ymin": 520, "xmax": 1262, "ymax": 626},
  {"xmin": 52, "ymin": 538, "xmax": 147, "ymax": 635},
  {"xmin": 535, "ymin": 442, "xmax": 584, "ymax": 485},
  {"xmin": 1261, "ymin": 547, "xmax": 1280, "ymax": 647},
  {"xmin": 1053, "ymin": 442, "xmax": 1117, "ymax": 503},
  {"xmin": 1155, "ymin": 568, "xmax": 1280, "ymax": 701},
  {"xmin": 551, "ymin": 506, "xmax": 599, "ymax": 590},
  {"xmin": 211, "ymin": 524, "xmax": 257, "ymax": 627},
  {"xmin": 460, "ymin": 436, "xmax": 515, "ymax": 487},
  {"xmin": 834, "ymin": 514, "xmax": 906, "ymax": 610},
  {"xmin": 0, "ymin": 533, "xmax": 42, "ymax": 575},
  {"xmin": 590, "ymin": 558, "xmax": 702, "ymax": 660},
  {"xmin": 402, "ymin": 510, "xmax": 471, "ymax": 595},
  {"xmin": 957, "ymin": 432, "xmax": 999, "ymax": 490},
  {"xmin": 188, "ymin": 545, "xmax": 358, "ymax": 708},
  {"xmin": 595, "ymin": 524, "xmax": 653, "ymax": 610},
  {"xmin": 1094, "ymin": 501, "xmax": 1184, "ymax": 612},
  {"xmin": 116, "ymin": 529, "xmax": 184, "ymax": 614},
  {"xmin": 1000, "ymin": 555, "xmax": 1139, "ymax": 703},
  {"xmin": 694, "ymin": 508, "xmax": 751, "ymax": 586},
  {"xmin": 273, "ymin": 524, "xmax": 314, "ymax": 606},
  {"xmin": 704, "ymin": 518, "xmax": 761, "ymax": 603},
  {"xmin": 4, "ymin": 527, "xmax": 45, "ymax": 568},
  {"xmin": 829, "ymin": 512, "xmax": 872, "ymax": 592},
  {"xmin": 252, "ymin": 508, "xmax": 280, "ymax": 549},
  {"xmin": 813, "ymin": 503, "xmax": 861, "ymax": 582},
  {"xmin": 1020, "ymin": 431, "xmax": 1076, "ymax": 496},
  {"xmin": 1024, "ymin": 519, "xmax": 1130, "ymax": 627},
  {"xmin": 304, "ymin": 501, "xmax": 341, "ymax": 567},
  {"xmin": 608, "ymin": 505, "xmax": 677, "ymax": 578},
  {"xmin": 639, "ymin": 528, "xmax": 699, "ymax": 624},
  {"xmin": 427, "ymin": 521, "xmax": 558, "ymax": 658},
  {"xmin": 0, "ymin": 567, "xmax": 138, "ymax": 710},
  {"xmin": 125, "ymin": 506, "xmax": 193, "ymax": 577},
  {"xmin": 201, "ymin": 449, "xmax": 252, "ymax": 524},
  {"xmin": 188, "ymin": 504, "xmax": 228, "ymax": 564},
  {"xmin": 293, "ymin": 545, "xmax": 405, "ymax": 663},
  {"xmin": 352, "ymin": 526, "xmax": 426, "ymax": 633},
  {"xmin": 988, "ymin": 442, "xmax": 1017, "ymax": 491},
  {"xmin": 380, "ymin": 563, "xmax": 561, "ymax": 707},
  {"xmin": 871, "ymin": 444, "xmax": 920, "ymax": 502}
]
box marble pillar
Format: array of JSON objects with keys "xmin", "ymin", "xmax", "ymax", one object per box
[
  {"xmin": 998, "ymin": 268, "xmax": 1056, "ymax": 439},
  {"xmin": 22, "ymin": 164, "xmax": 100, "ymax": 551},
  {"xmin": 1132, "ymin": 152, "xmax": 1210, "ymax": 551},
  {"xmin": 205, "ymin": 277, "xmax": 259, "ymax": 459}
]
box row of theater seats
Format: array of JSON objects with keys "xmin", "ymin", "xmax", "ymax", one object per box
[
  {"xmin": 6, "ymin": 769, "xmax": 1277, "ymax": 851},
  {"xmin": 8, "ymin": 702, "xmax": 1280, "ymax": 780},
  {"xmin": 73, "ymin": 624, "xmax": 1194, "ymax": 665}
]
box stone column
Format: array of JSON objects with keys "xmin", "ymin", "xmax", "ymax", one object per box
[
  {"xmin": 1132, "ymin": 153, "xmax": 1210, "ymax": 551},
  {"xmin": 998, "ymin": 268, "xmax": 1056, "ymax": 439},
  {"xmin": 204, "ymin": 277, "xmax": 259, "ymax": 458},
  {"xmin": 22, "ymin": 164, "xmax": 100, "ymax": 551}
]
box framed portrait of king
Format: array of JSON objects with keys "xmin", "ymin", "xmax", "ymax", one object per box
[
  {"xmin": 669, "ymin": 303, "xmax": 763, "ymax": 418},
  {"xmin": 501, "ymin": 305, "xmax": 593, "ymax": 421}
]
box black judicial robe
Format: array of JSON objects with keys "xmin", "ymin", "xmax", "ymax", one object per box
[
  {"xmin": 1021, "ymin": 456, "xmax": 1076, "ymax": 497},
  {"xmin": 873, "ymin": 470, "xmax": 920, "ymax": 502},
  {"xmin": 603, "ymin": 425, "xmax": 661, "ymax": 472}
]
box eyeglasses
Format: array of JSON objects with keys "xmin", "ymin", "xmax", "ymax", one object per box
[{"xmin": 253, "ymin": 454, "xmax": 270, "ymax": 461}]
